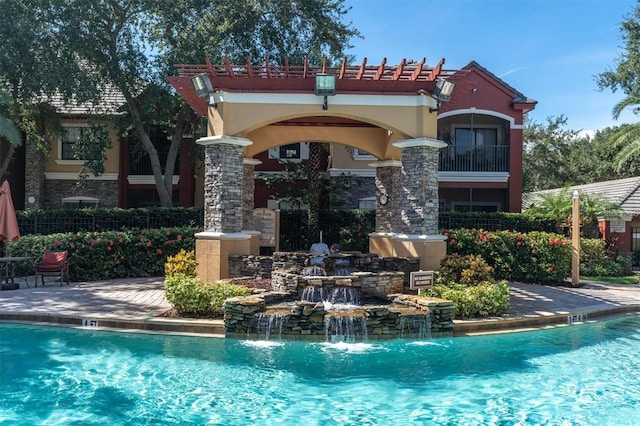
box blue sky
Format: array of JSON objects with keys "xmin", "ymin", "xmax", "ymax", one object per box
[{"xmin": 343, "ymin": 0, "xmax": 638, "ymax": 133}]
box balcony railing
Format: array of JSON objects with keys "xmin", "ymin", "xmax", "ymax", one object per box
[
  {"xmin": 438, "ymin": 145, "xmax": 509, "ymax": 172},
  {"xmin": 129, "ymin": 151, "xmax": 180, "ymax": 175}
]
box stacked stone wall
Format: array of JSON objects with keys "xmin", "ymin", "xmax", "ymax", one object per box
[
  {"xmin": 43, "ymin": 179, "xmax": 119, "ymax": 209},
  {"xmin": 223, "ymin": 290, "xmax": 454, "ymax": 339},
  {"xmin": 228, "ymin": 252, "xmax": 420, "ymax": 287}
]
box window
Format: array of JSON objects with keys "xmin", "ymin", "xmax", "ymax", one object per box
[
  {"xmin": 61, "ymin": 126, "xmax": 86, "ymax": 160},
  {"xmin": 358, "ymin": 196, "xmax": 376, "ymax": 210},
  {"xmin": 451, "ymin": 202, "xmax": 500, "ymax": 213},
  {"xmin": 353, "ymin": 149, "xmax": 375, "ymax": 160},
  {"xmin": 454, "ymin": 127, "xmax": 498, "ymax": 152},
  {"xmin": 279, "ymin": 143, "xmax": 301, "ymax": 159},
  {"xmin": 268, "ymin": 142, "xmax": 309, "ymax": 162}
]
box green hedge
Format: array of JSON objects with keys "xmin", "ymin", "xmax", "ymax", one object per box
[
  {"xmin": 6, "ymin": 227, "xmax": 196, "ymax": 281},
  {"xmin": 424, "ymin": 281, "xmax": 511, "ymax": 318},
  {"xmin": 443, "ymin": 229, "xmax": 572, "ymax": 284},
  {"xmin": 164, "ymin": 274, "xmax": 252, "ymax": 316}
]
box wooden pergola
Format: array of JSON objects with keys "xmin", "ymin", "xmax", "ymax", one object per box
[{"xmin": 168, "ymin": 56, "xmax": 460, "ymax": 116}]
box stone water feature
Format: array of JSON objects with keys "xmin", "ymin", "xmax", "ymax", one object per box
[{"xmin": 223, "ymin": 251, "xmax": 455, "ymax": 341}]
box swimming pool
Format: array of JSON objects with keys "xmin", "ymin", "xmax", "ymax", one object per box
[{"xmin": 1, "ymin": 314, "xmax": 639, "ymax": 425}]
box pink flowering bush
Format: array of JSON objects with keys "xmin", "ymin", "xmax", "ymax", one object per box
[
  {"xmin": 443, "ymin": 229, "xmax": 571, "ymax": 284},
  {"xmin": 7, "ymin": 227, "xmax": 196, "ymax": 281}
]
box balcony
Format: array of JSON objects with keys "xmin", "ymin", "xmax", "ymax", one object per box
[
  {"xmin": 439, "ymin": 145, "xmax": 509, "ymax": 173},
  {"xmin": 129, "ymin": 151, "xmax": 180, "ymax": 175}
]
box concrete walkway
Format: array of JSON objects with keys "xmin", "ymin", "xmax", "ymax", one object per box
[{"xmin": 1, "ymin": 276, "xmax": 640, "ymax": 336}]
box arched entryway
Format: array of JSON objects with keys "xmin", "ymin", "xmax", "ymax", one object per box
[{"xmin": 169, "ymin": 57, "xmax": 460, "ymax": 280}]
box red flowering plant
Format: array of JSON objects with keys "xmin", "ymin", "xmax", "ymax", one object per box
[
  {"xmin": 7, "ymin": 227, "xmax": 196, "ymax": 281},
  {"xmin": 444, "ymin": 229, "xmax": 571, "ymax": 284},
  {"xmin": 338, "ymin": 223, "xmax": 374, "ymax": 253}
]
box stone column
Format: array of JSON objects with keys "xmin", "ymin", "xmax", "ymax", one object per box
[
  {"xmin": 370, "ymin": 137, "xmax": 448, "ymax": 272},
  {"xmin": 243, "ymin": 158, "xmax": 262, "ymax": 254},
  {"xmin": 195, "ymin": 135, "xmax": 253, "ymax": 281},
  {"xmin": 24, "ymin": 135, "xmax": 45, "ymax": 210},
  {"xmin": 397, "ymin": 140, "xmax": 442, "ymax": 235},
  {"xmin": 371, "ymin": 160, "xmax": 403, "ymax": 233}
]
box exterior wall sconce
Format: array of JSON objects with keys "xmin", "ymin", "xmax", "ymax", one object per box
[
  {"xmin": 429, "ymin": 78, "xmax": 456, "ymax": 112},
  {"xmin": 315, "ymin": 73, "xmax": 336, "ymax": 110},
  {"xmin": 190, "ymin": 73, "xmax": 217, "ymax": 108}
]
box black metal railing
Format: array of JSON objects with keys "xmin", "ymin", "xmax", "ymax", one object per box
[
  {"xmin": 129, "ymin": 151, "xmax": 180, "ymax": 175},
  {"xmin": 439, "ymin": 145, "xmax": 509, "ymax": 172},
  {"xmin": 17, "ymin": 208, "xmax": 203, "ymax": 235}
]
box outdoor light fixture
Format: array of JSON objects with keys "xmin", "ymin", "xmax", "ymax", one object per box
[
  {"xmin": 429, "ymin": 78, "xmax": 456, "ymax": 112},
  {"xmin": 190, "ymin": 73, "xmax": 217, "ymax": 107},
  {"xmin": 315, "ymin": 73, "xmax": 336, "ymax": 110}
]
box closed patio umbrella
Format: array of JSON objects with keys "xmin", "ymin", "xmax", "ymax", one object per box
[{"xmin": 0, "ymin": 180, "xmax": 20, "ymax": 256}]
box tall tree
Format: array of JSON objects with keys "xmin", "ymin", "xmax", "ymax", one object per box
[
  {"xmin": 2, "ymin": 0, "xmax": 360, "ymax": 206},
  {"xmin": 522, "ymin": 115, "xmax": 581, "ymax": 191},
  {"xmin": 0, "ymin": 90, "xmax": 22, "ymax": 179},
  {"xmin": 0, "ymin": 0, "xmax": 97, "ymax": 182},
  {"xmin": 597, "ymin": 0, "xmax": 640, "ymax": 170}
]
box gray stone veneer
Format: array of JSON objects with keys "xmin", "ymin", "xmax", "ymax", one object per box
[
  {"xmin": 375, "ymin": 165, "xmax": 403, "ymax": 233},
  {"xmin": 42, "ymin": 179, "xmax": 118, "ymax": 209},
  {"xmin": 24, "ymin": 137, "xmax": 45, "ymax": 210},
  {"xmin": 202, "ymin": 143, "xmax": 244, "ymax": 232},
  {"xmin": 400, "ymin": 145, "xmax": 440, "ymax": 234},
  {"xmin": 242, "ymin": 161, "xmax": 256, "ymax": 230}
]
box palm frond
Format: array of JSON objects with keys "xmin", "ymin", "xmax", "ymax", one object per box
[{"xmin": 0, "ymin": 116, "xmax": 22, "ymax": 146}]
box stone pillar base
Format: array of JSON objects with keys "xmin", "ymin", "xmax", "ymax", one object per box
[
  {"xmin": 369, "ymin": 233, "xmax": 447, "ymax": 271},
  {"xmin": 195, "ymin": 232, "xmax": 252, "ymax": 282}
]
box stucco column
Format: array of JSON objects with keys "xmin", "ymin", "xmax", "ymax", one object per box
[{"xmin": 195, "ymin": 135, "xmax": 253, "ymax": 281}]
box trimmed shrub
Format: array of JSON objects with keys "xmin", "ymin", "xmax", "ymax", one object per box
[
  {"xmin": 581, "ymin": 238, "xmax": 631, "ymax": 277},
  {"xmin": 164, "ymin": 274, "xmax": 252, "ymax": 316},
  {"xmin": 6, "ymin": 227, "xmax": 196, "ymax": 281},
  {"xmin": 444, "ymin": 229, "xmax": 571, "ymax": 284},
  {"xmin": 165, "ymin": 249, "xmax": 197, "ymax": 277},
  {"xmin": 437, "ymin": 254, "xmax": 494, "ymax": 285},
  {"xmin": 423, "ymin": 281, "xmax": 510, "ymax": 318}
]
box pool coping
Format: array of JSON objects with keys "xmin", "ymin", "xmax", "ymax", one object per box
[
  {"xmin": 3, "ymin": 303, "xmax": 640, "ymax": 338},
  {"xmin": 453, "ymin": 303, "xmax": 640, "ymax": 336}
]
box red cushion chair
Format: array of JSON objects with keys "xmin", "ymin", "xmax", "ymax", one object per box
[{"xmin": 35, "ymin": 251, "xmax": 69, "ymax": 286}]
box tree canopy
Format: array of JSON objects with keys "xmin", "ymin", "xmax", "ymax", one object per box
[
  {"xmin": 523, "ymin": 116, "xmax": 640, "ymax": 192},
  {"xmin": 597, "ymin": 0, "xmax": 640, "ymax": 171},
  {"xmin": 0, "ymin": 0, "xmax": 360, "ymax": 204}
]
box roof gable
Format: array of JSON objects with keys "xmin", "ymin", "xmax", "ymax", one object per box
[{"xmin": 522, "ymin": 177, "xmax": 640, "ymax": 215}]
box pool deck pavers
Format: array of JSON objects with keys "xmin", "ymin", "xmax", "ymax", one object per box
[{"xmin": 1, "ymin": 276, "xmax": 640, "ymax": 337}]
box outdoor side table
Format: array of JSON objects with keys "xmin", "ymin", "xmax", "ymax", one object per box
[{"xmin": 0, "ymin": 256, "xmax": 36, "ymax": 290}]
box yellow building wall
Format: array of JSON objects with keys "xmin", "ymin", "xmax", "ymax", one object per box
[
  {"xmin": 208, "ymin": 94, "xmax": 438, "ymax": 162},
  {"xmin": 44, "ymin": 118, "xmax": 120, "ymax": 173}
]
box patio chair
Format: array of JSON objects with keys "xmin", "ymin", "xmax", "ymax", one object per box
[{"xmin": 35, "ymin": 251, "xmax": 69, "ymax": 286}]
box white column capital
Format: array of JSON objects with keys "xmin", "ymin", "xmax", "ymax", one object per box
[
  {"xmin": 197, "ymin": 135, "xmax": 252, "ymax": 147},
  {"xmin": 393, "ymin": 137, "xmax": 447, "ymax": 149},
  {"xmin": 368, "ymin": 160, "xmax": 403, "ymax": 168}
]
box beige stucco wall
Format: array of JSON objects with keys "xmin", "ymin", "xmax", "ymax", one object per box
[
  {"xmin": 207, "ymin": 92, "xmax": 439, "ymax": 161},
  {"xmin": 44, "ymin": 118, "xmax": 120, "ymax": 174}
]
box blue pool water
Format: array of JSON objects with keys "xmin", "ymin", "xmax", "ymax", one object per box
[{"xmin": 1, "ymin": 315, "xmax": 640, "ymax": 425}]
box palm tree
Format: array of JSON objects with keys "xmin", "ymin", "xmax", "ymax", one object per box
[
  {"xmin": 307, "ymin": 141, "xmax": 323, "ymax": 242},
  {"xmin": 610, "ymin": 94, "xmax": 640, "ymax": 171},
  {"xmin": 526, "ymin": 189, "xmax": 572, "ymax": 233},
  {"xmin": 525, "ymin": 188, "xmax": 622, "ymax": 237},
  {"xmin": 0, "ymin": 89, "xmax": 22, "ymax": 180}
]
